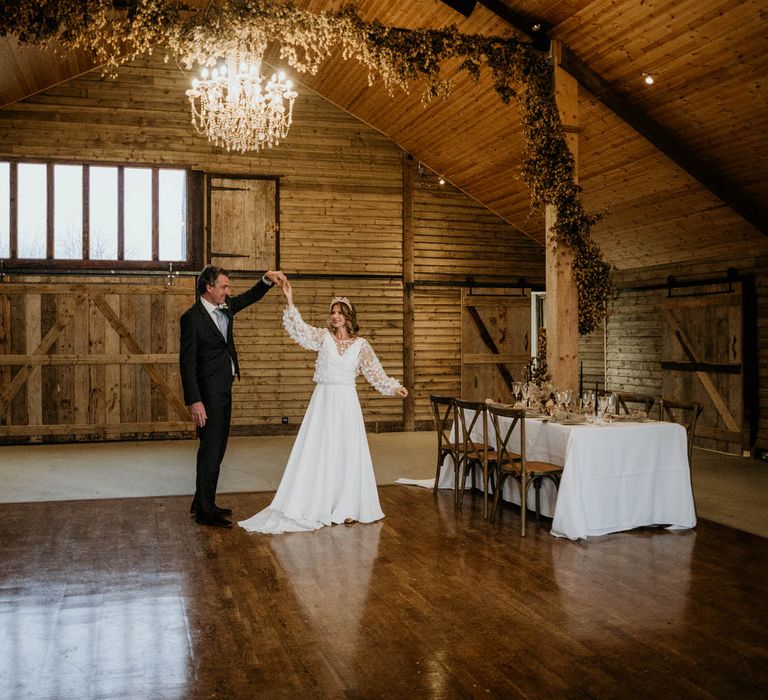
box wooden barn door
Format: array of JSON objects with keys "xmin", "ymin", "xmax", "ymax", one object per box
[
  {"xmin": 461, "ymin": 290, "xmax": 531, "ymax": 402},
  {"xmin": 208, "ymin": 175, "xmax": 278, "ymax": 270},
  {"xmin": 661, "ymin": 283, "xmax": 744, "ymax": 454}
]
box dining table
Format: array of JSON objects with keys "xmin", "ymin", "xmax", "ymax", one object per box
[{"xmin": 429, "ymin": 410, "xmax": 697, "ymax": 541}]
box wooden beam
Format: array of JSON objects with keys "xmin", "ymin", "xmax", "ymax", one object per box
[
  {"xmin": 0, "ymin": 421, "xmax": 192, "ymax": 438},
  {"xmin": 402, "ymin": 152, "xmax": 415, "ymax": 431},
  {"xmin": 558, "ymin": 47, "xmax": 768, "ymax": 236},
  {"xmin": 476, "ymin": 1, "xmax": 549, "ymax": 49},
  {"xmin": 544, "ymin": 47, "xmax": 580, "ymax": 392},
  {"xmin": 0, "ymin": 353, "xmax": 179, "ymax": 365}
]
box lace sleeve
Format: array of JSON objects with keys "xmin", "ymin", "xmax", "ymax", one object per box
[
  {"xmin": 359, "ymin": 339, "xmax": 402, "ymax": 396},
  {"xmin": 282, "ymin": 305, "xmax": 325, "ymax": 351}
]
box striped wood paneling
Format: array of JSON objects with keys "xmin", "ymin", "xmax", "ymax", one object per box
[{"xmin": 0, "ymin": 55, "xmax": 544, "ymax": 440}]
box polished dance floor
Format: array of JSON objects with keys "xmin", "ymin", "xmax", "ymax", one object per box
[{"xmin": 1, "ymin": 486, "xmax": 767, "ymax": 699}]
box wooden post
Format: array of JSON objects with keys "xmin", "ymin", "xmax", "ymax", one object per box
[
  {"xmin": 545, "ymin": 42, "xmax": 580, "ymax": 392},
  {"xmin": 402, "ymin": 152, "xmax": 416, "ymax": 430}
]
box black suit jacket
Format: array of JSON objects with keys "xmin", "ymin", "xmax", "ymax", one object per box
[{"xmin": 179, "ymin": 278, "xmax": 272, "ymax": 405}]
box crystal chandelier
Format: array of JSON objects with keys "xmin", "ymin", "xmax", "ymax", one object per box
[{"xmin": 186, "ymin": 39, "xmax": 298, "ymax": 153}]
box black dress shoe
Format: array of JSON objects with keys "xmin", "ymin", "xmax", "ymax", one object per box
[
  {"xmin": 190, "ymin": 504, "xmax": 233, "ymax": 516},
  {"xmin": 195, "ymin": 514, "xmax": 233, "ymax": 528}
]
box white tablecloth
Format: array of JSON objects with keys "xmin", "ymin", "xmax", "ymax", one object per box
[{"xmin": 399, "ymin": 416, "xmax": 697, "ymax": 541}]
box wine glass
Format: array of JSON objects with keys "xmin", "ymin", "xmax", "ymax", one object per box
[
  {"xmin": 606, "ymin": 392, "xmax": 616, "ymax": 415},
  {"xmin": 597, "ymin": 394, "xmax": 609, "ymax": 423},
  {"xmin": 564, "ymin": 388, "xmax": 573, "ymax": 412},
  {"xmin": 521, "ymin": 382, "xmax": 530, "ymax": 408},
  {"xmin": 512, "ymin": 381, "xmax": 522, "ymax": 405}
]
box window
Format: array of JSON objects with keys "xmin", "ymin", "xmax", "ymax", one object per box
[
  {"xmin": 0, "ymin": 163, "xmax": 9, "ymax": 258},
  {"xmin": 0, "ymin": 160, "xmax": 192, "ymax": 268},
  {"xmin": 90, "ymin": 166, "xmax": 119, "ymax": 260}
]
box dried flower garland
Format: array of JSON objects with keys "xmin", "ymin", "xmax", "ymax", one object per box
[{"xmin": 0, "ymin": 0, "xmax": 612, "ymax": 333}]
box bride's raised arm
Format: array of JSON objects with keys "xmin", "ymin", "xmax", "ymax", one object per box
[{"xmin": 281, "ymin": 281, "xmax": 326, "ymax": 351}]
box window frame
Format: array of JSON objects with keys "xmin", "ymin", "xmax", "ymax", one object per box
[{"xmin": 0, "ymin": 157, "xmax": 201, "ymax": 271}]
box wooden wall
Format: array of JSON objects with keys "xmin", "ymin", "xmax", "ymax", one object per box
[{"xmin": 0, "ymin": 54, "xmax": 545, "ymax": 442}]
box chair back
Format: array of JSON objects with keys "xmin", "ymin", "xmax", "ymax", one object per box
[
  {"xmin": 616, "ymin": 392, "xmax": 656, "ymax": 417},
  {"xmin": 659, "ymin": 398, "xmax": 703, "ymax": 462},
  {"xmin": 430, "ymin": 395, "xmax": 456, "ymax": 455},
  {"xmin": 454, "ymin": 399, "xmax": 489, "ymax": 460},
  {"xmin": 487, "ymin": 403, "xmax": 525, "ymax": 474}
]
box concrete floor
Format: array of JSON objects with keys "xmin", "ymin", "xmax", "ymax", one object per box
[{"xmin": 0, "ymin": 434, "xmax": 766, "ymax": 538}]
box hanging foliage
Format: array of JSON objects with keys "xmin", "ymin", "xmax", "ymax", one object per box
[{"xmin": 0, "ymin": 0, "xmax": 612, "ymax": 334}]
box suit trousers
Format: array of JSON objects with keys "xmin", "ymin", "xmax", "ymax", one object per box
[{"xmin": 194, "ymin": 390, "xmax": 232, "ymax": 516}]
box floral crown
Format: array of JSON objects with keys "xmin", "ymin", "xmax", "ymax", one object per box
[{"xmin": 329, "ymin": 296, "xmax": 353, "ymax": 312}]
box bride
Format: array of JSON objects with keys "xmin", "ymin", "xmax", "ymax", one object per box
[{"xmin": 238, "ymin": 281, "xmax": 408, "ymax": 534}]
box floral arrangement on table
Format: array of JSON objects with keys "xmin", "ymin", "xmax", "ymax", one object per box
[{"xmin": 0, "ymin": 0, "xmax": 612, "ymax": 333}]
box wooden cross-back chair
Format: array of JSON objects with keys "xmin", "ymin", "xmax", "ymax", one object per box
[
  {"xmin": 615, "ymin": 392, "xmax": 656, "ymax": 417},
  {"xmin": 658, "ymin": 398, "xmax": 703, "ymax": 464},
  {"xmin": 454, "ymin": 399, "xmax": 496, "ymax": 518},
  {"xmin": 487, "ymin": 403, "xmax": 563, "ymax": 537},
  {"xmin": 429, "ymin": 395, "xmax": 459, "ymax": 499}
]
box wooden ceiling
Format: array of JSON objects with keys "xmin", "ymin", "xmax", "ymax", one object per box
[{"xmin": 1, "ymin": 0, "xmax": 766, "ymax": 270}]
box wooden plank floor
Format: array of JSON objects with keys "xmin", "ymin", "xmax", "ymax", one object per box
[{"xmin": 1, "ymin": 486, "xmax": 767, "ymax": 699}]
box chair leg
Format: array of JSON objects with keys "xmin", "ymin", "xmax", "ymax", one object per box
[
  {"xmin": 519, "ymin": 477, "xmax": 528, "ymax": 537},
  {"xmin": 490, "ymin": 471, "xmax": 506, "ymax": 522},
  {"xmin": 433, "ymin": 454, "xmax": 443, "ymax": 498},
  {"xmin": 534, "ymin": 478, "xmax": 541, "ymax": 521},
  {"xmin": 482, "ymin": 462, "xmax": 489, "ymax": 519},
  {"xmin": 453, "ymin": 455, "xmax": 463, "ymax": 507},
  {"xmin": 458, "ymin": 459, "xmax": 471, "ymax": 510}
]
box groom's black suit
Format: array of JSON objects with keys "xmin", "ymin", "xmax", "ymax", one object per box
[{"xmin": 179, "ymin": 278, "xmax": 273, "ymax": 519}]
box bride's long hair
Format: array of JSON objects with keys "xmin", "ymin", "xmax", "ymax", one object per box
[{"xmin": 327, "ymin": 300, "xmax": 360, "ymax": 335}]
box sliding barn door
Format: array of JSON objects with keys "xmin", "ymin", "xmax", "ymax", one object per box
[
  {"xmin": 461, "ymin": 290, "xmax": 531, "ymax": 402},
  {"xmin": 661, "ymin": 283, "xmax": 744, "ymax": 454},
  {"xmin": 208, "ymin": 176, "xmax": 278, "ymax": 271}
]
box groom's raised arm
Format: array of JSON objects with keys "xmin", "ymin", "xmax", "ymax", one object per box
[{"xmin": 228, "ymin": 270, "xmax": 287, "ymax": 314}]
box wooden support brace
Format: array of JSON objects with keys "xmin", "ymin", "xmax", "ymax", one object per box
[{"xmin": 90, "ymin": 294, "xmax": 190, "ymax": 421}]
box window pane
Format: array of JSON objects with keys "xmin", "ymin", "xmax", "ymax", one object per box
[
  {"xmin": 54, "ymin": 165, "xmax": 83, "ymax": 259},
  {"xmin": 159, "ymin": 170, "xmax": 186, "ymax": 260},
  {"xmin": 0, "ymin": 163, "xmax": 8, "ymax": 257},
  {"xmin": 124, "ymin": 168, "xmax": 152, "ymax": 260},
  {"xmin": 18, "ymin": 163, "xmax": 47, "ymax": 258},
  {"xmin": 90, "ymin": 167, "xmax": 118, "ymax": 259}
]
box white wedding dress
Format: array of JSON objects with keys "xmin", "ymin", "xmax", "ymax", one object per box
[{"xmin": 238, "ymin": 305, "xmax": 402, "ymax": 534}]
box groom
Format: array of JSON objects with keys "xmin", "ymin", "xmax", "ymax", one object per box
[{"xmin": 180, "ymin": 265, "xmax": 287, "ymax": 527}]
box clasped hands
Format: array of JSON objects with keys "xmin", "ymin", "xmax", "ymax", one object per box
[{"xmin": 265, "ymin": 270, "xmax": 288, "ymax": 288}]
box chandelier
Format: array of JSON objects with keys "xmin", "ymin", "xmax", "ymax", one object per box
[{"xmin": 186, "ymin": 39, "xmax": 298, "ymax": 153}]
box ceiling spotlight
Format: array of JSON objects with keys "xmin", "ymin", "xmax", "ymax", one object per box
[
  {"xmin": 439, "ymin": 177, "xmax": 446, "ymax": 185},
  {"xmin": 643, "ymin": 73, "xmax": 655, "ymax": 85},
  {"xmin": 531, "ymin": 23, "xmax": 542, "ymax": 31}
]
